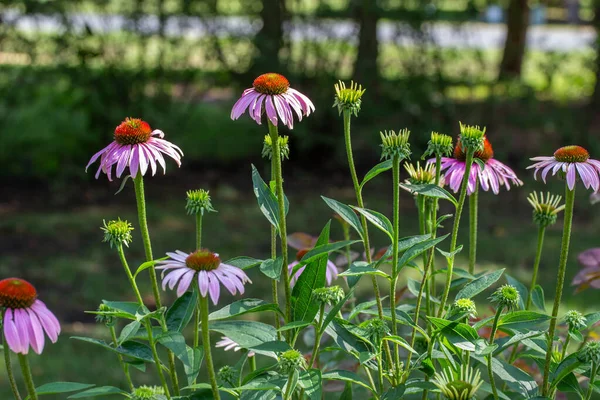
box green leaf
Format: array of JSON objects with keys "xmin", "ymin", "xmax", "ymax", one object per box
[
  {"xmin": 134, "ymin": 257, "xmax": 168, "ymax": 278},
  {"xmin": 531, "ymin": 285, "xmax": 546, "ymax": 312},
  {"xmin": 353, "ymin": 207, "xmax": 393, "ymax": 240},
  {"xmin": 156, "ymin": 332, "xmax": 190, "ymax": 367},
  {"xmin": 251, "ymin": 164, "xmax": 287, "ymax": 233},
  {"xmin": 338, "ymin": 263, "xmax": 391, "ymax": 280},
  {"xmin": 225, "ymin": 256, "xmax": 263, "ymax": 270},
  {"xmin": 277, "ymin": 320, "xmax": 312, "ymax": 332},
  {"xmin": 428, "ymin": 317, "xmax": 479, "ymax": 352},
  {"xmin": 399, "ymin": 183, "xmax": 458, "ymax": 206},
  {"xmin": 382, "ymin": 385, "xmax": 406, "ymax": 400},
  {"xmin": 455, "ymin": 269, "xmax": 505, "ymax": 300},
  {"xmin": 322, "ymin": 370, "xmax": 374, "ymax": 393},
  {"xmin": 494, "ymin": 330, "xmax": 545, "ymax": 354},
  {"xmin": 498, "ymin": 311, "xmax": 551, "ymax": 331},
  {"xmin": 248, "ymin": 341, "xmax": 291, "ymax": 354},
  {"xmin": 259, "ymin": 257, "xmax": 283, "ymax": 280},
  {"xmin": 67, "ymin": 386, "xmax": 128, "ymax": 398},
  {"xmin": 359, "ymin": 159, "xmax": 393, "ymax": 191},
  {"xmin": 473, "ymin": 158, "xmax": 486, "ymax": 171},
  {"xmin": 292, "ymin": 221, "xmax": 331, "ymax": 324},
  {"xmin": 300, "ymin": 240, "xmax": 362, "ymax": 265},
  {"xmin": 472, "ymin": 355, "xmax": 538, "ymax": 396},
  {"xmin": 382, "ymin": 335, "xmax": 417, "ymax": 354},
  {"xmin": 324, "ymin": 318, "xmax": 371, "ymax": 359},
  {"xmin": 585, "ymin": 311, "xmax": 600, "ymax": 329},
  {"xmin": 166, "ymin": 290, "xmax": 198, "ymax": 332},
  {"xmin": 209, "ymin": 320, "xmax": 277, "ymax": 348},
  {"xmin": 550, "ymin": 353, "xmax": 583, "ymax": 391},
  {"xmin": 101, "ymin": 300, "xmax": 142, "ymax": 317},
  {"xmin": 321, "ymin": 289, "xmax": 355, "ymax": 332},
  {"xmin": 556, "ymin": 372, "xmax": 583, "ymax": 396},
  {"xmin": 71, "ymin": 337, "xmax": 154, "ymax": 363},
  {"xmin": 340, "ymin": 382, "xmax": 353, "ymax": 400},
  {"xmin": 184, "ymin": 346, "xmax": 203, "ymax": 386},
  {"xmin": 34, "ymin": 382, "xmax": 95, "ymax": 396},
  {"xmin": 321, "ymin": 196, "xmax": 364, "ymax": 239},
  {"xmin": 118, "ymin": 320, "xmax": 141, "ymax": 345},
  {"xmin": 298, "ymin": 369, "xmax": 322, "ymax": 400},
  {"xmin": 436, "ymin": 245, "xmax": 464, "ymax": 260},
  {"xmin": 397, "ymin": 234, "xmax": 449, "ymax": 273},
  {"xmin": 210, "ymin": 298, "xmax": 282, "ymax": 321},
  {"xmin": 506, "ymin": 274, "xmax": 528, "ymax": 310}
]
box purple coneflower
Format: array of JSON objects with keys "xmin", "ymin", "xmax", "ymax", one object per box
[
  {"xmin": 288, "ymin": 249, "xmax": 338, "ymax": 286},
  {"xmin": 431, "ymin": 136, "xmax": 522, "ymax": 194},
  {"xmin": 156, "ymin": 249, "xmax": 251, "ymax": 305},
  {"xmin": 215, "ymin": 336, "xmax": 255, "ymax": 357},
  {"xmin": 528, "ymin": 145, "xmax": 600, "ymax": 191},
  {"xmin": 231, "ymin": 73, "xmax": 315, "ymax": 129},
  {"xmin": 0, "ymin": 278, "xmax": 60, "ymax": 355},
  {"xmin": 86, "ymin": 118, "xmax": 183, "ymax": 181}
]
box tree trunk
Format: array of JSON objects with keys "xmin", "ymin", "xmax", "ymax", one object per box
[
  {"xmin": 498, "ymin": 0, "xmax": 530, "ymax": 80},
  {"xmin": 353, "ymin": 0, "xmax": 380, "ymax": 88},
  {"xmin": 591, "ymin": 2, "xmax": 600, "ymax": 109},
  {"xmin": 252, "ymin": 0, "xmax": 286, "ymax": 75}
]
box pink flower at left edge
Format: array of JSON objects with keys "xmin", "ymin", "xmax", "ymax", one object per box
[
  {"xmin": 156, "ymin": 249, "xmax": 252, "ymax": 305},
  {"xmin": 231, "ymin": 73, "xmax": 315, "ymax": 130},
  {"xmin": 0, "ymin": 278, "xmax": 61, "ymax": 355},
  {"xmin": 86, "ymin": 117, "xmax": 183, "ymax": 181}
]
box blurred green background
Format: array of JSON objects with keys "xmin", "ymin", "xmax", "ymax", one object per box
[{"xmin": 1, "ymin": 0, "xmax": 600, "ymax": 398}]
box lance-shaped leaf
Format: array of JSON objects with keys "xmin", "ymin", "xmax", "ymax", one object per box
[
  {"xmin": 321, "ymin": 196, "xmax": 364, "ymax": 239},
  {"xmin": 359, "ymin": 159, "xmax": 393, "ymax": 191},
  {"xmin": 400, "ymin": 183, "xmax": 458, "ymax": 207}
]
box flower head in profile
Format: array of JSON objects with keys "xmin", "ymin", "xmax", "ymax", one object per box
[
  {"xmin": 430, "ymin": 135, "xmax": 522, "ymax": 195},
  {"xmin": 490, "ymin": 284, "xmax": 520, "ymax": 311},
  {"xmin": 452, "ymin": 298, "xmax": 477, "ymax": 319},
  {"xmin": 156, "ymin": 249, "xmax": 251, "ymax": 305},
  {"xmin": 0, "ymin": 278, "xmax": 61, "ymax": 354},
  {"xmin": 101, "ymin": 218, "xmax": 134, "ymax": 248},
  {"xmin": 215, "ymin": 336, "xmax": 255, "ymax": 357},
  {"xmin": 86, "ymin": 118, "xmax": 183, "ymax": 181},
  {"xmin": 572, "ymin": 248, "xmax": 600, "ymax": 293},
  {"xmin": 231, "ymin": 73, "xmax": 314, "ymax": 129},
  {"xmin": 578, "ymin": 341, "xmax": 600, "ymax": 364},
  {"xmin": 380, "ymin": 129, "xmax": 411, "ymax": 161},
  {"xmin": 333, "ymin": 80, "xmax": 365, "ymax": 116},
  {"xmin": 432, "ymin": 365, "xmax": 483, "ymax": 400},
  {"xmin": 262, "ymin": 134, "xmax": 290, "ymax": 160},
  {"xmin": 313, "ymin": 286, "xmax": 345, "ymax": 305},
  {"xmin": 404, "ymin": 162, "xmax": 438, "ymax": 186},
  {"xmin": 564, "ymin": 310, "xmax": 587, "ymax": 332},
  {"xmin": 423, "ymin": 132, "xmax": 453, "ymax": 159},
  {"xmin": 528, "ymin": 145, "xmax": 600, "ymax": 191},
  {"xmin": 289, "ymin": 249, "xmax": 338, "ymax": 287},
  {"xmin": 185, "ymin": 189, "xmax": 216, "ymax": 215},
  {"xmin": 131, "ymin": 385, "xmax": 167, "ymax": 400},
  {"xmin": 278, "ymin": 349, "xmax": 306, "ymax": 373},
  {"xmin": 527, "ymin": 192, "xmax": 565, "ymax": 227}
]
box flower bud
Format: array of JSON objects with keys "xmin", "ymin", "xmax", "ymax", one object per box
[
  {"xmin": 131, "ymin": 385, "xmax": 166, "ymax": 400},
  {"xmin": 458, "ymin": 122, "xmax": 486, "ymax": 153},
  {"xmin": 278, "ymin": 349, "xmax": 307, "ymax": 373},
  {"xmin": 185, "ymin": 189, "xmax": 216, "ymax": 215},
  {"xmin": 95, "ymin": 303, "xmax": 116, "ymax": 326},
  {"xmin": 333, "ymin": 80, "xmax": 366, "ymax": 116},
  {"xmin": 452, "ymin": 298, "xmax": 477, "ymax": 318},
  {"xmin": 423, "ymin": 132, "xmax": 453, "ymax": 159},
  {"xmin": 262, "ymin": 134, "xmax": 290, "ymax": 160},
  {"xmin": 101, "ymin": 219, "xmax": 133, "ymax": 248},
  {"xmin": 489, "ymin": 284, "xmax": 520, "ymax": 311},
  {"xmin": 218, "ymin": 365, "xmax": 236, "ymax": 384},
  {"xmin": 359, "ymin": 318, "xmax": 390, "ymax": 346},
  {"xmin": 564, "ymin": 310, "xmax": 587, "ymax": 331},
  {"xmin": 313, "ymin": 286, "xmax": 345, "ymax": 305},
  {"xmin": 380, "ymin": 129, "xmax": 411, "ymax": 161},
  {"xmin": 527, "ymin": 192, "xmax": 565, "ymax": 227},
  {"xmin": 579, "ymin": 341, "xmax": 600, "ymax": 364}
]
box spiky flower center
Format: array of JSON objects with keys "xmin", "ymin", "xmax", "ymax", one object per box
[
  {"xmin": 454, "ymin": 137, "xmax": 494, "ymax": 162},
  {"xmin": 185, "ymin": 250, "xmax": 221, "ymax": 271},
  {"xmin": 185, "ymin": 189, "xmax": 215, "ymax": 215},
  {"xmin": 0, "ymin": 278, "xmax": 37, "ymax": 309},
  {"xmin": 114, "ymin": 118, "xmax": 153, "ymax": 145},
  {"xmin": 296, "ymin": 249, "xmax": 309, "ymax": 262},
  {"xmin": 405, "ymin": 162, "xmax": 436, "ymax": 185},
  {"xmin": 554, "ymin": 145, "xmax": 590, "ymax": 163},
  {"xmin": 253, "ymin": 73, "xmax": 290, "ymax": 95}
]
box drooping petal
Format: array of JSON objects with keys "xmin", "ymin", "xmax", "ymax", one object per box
[
  {"xmin": 265, "ymin": 96, "xmax": 278, "ymax": 126},
  {"xmin": 207, "ymin": 272, "xmax": 221, "ymax": 305},
  {"xmin": 14, "ymin": 309, "xmax": 31, "ymax": 354},
  {"xmin": 25, "ymin": 308, "xmax": 45, "ymax": 354},
  {"xmin": 31, "ymin": 301, "xmax": 60, "ymax": 343},
  {"xmin": 566, "ymin": 163, "xmax": 577, "ymax": 190},
  {"xmin": 176, "ymin": 270, "xmax": 196, "ymax": 297},
  {"xmin": 198, "ymin": 271, "xmax": 209, "ymax": 297},
  {"xmin": 3, "ymin": 309, "xmax": 24, "ymax": 354}
]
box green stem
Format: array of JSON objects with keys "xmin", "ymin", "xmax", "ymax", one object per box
[
  {"xmin": 468, "ymin": 180, "xmax": 479, "ymax": 275},
  {"xmin": 342, "ymin": 110, "xmax": 391, "ymax": 366},
  {"xmin": 116, "ymin": 245, "xmax": 171, "ymax": 398},
  {"xmin": 390, "ymin": 154, "xmax": 401, "ymax": 372},
  {"xmin": 309, "ymin": 304, "xmax": 325, "ymax": 368},
  {"xmin": 542, "ymin": 186, "xmax": 576, "ymax": 396},
  {"xmin": 561, "ymin": 334, "xmax": 571, "ymax": 361},
  {"xmin": 268, "ymin": 121, "xmax": 292, "ymax": 331},
  {"xmin": 585, "ymin": 362, "xmax": 599, "ymax": 400},
  {"xmin": 283, "ymin": 371, "xmax": 295, "ymax": 400},
  {"xmin": 526, "ymin": 225, "xmax": 546, "ymax": 310},
  {"xmin": 17, "ymin": 354, "xmax": 37, "ymax": 400},
  {"xmin": 110, "ymin": 325, "xmax": 134, "ymax": 391},
  {"xmin": 194, "ymin": 212, "xmax": 204, "ymax": 350},
  {"xmin": 249, "ymin": 356, "xmax": 256, "ymax": 373},
  {"xmin": 3, "ymin": 331, "xmax": 22, "ymax": 400},
  {"xmin": 437, "ymin": 149, "xmax": 475, "ymax": 317},
  {"xmin": 487, "ymin": 307, "xmax": 503, "ymax": 400},
  {"xmin": 200, "ymin": 295, "xmax": 221, "ymax": 400},
  {"xmin": 271, "ymin": 156, "xmax": 282, "ymax": 341}
]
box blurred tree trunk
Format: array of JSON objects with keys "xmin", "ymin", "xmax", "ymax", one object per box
[
  {"xmin": 251, "ymin": 0, "xmax": 286, "ymax": 75},
  {"xmin": 585, "ymin": 1, "xmax": 600, "ymax": 150},
  {"xmin": 591, "ymin": 1, "xmax": 600, "ymax": 109},
  {"xmin": 498, "ymin": 0, "xmax": 529, "ymax": 80},
  {"xmin": 353, "ymin": 0, "xmax": 380, "ymax": 89}
]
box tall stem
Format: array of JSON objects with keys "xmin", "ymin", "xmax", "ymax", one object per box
[
  {"xmin": 542, "ymin": 186, "xmax": 576, "ymax": 396},
  {"xmin": 194, "ymin": 213, "xmax": 204, "ymax": 350},
  {"xmin": 438, "ymin": 149, "xmax": 475, "ymax": 316},
  {"xmin": 427, "ymin": 155, "xmax": 442, "ymax": 319},
  {"xmin": 268, "ymin": 121, "xmax": 292, "ymax": 330},
  {"xmin": 200, "ymin": 296, "xmax": 220, "ymax": 400},
  {"xmin": 487, "ymin": 307, "xmax": 503, "ymax": 400},
  {"xmin": 585, "ymin": 362, "xmax": 599, "ymax": 400},
  {"xmin": 17, "ymin": 354, "xmax": 37, "ymax": 400},
  {"xmin": 110, "ymin": 325, "xmax": 134, "ymax": 391},
  {"xmin": 468, "ymin": 180, "xmax": 479, "ymax": 275},
  {"xmin": 117, "ymin": 245, "xmax": 171, "ymax": 398},
  {"xmin": 3, "ymin": 332, "xmax": 22, "ymax": 400},
  {"xmin": 526, "ymin": 225, "xmax": 546, "ymax": 310},
  {"xmin": 308, "ymin": 304, "xmax": 326, "ymax": 368},
  {"xmin": 271, "ymin": 155, "xmax": 282, "ymax": 340},
  {"xmin": 390, "ymin": 154, "xmax": 401, "ymax": 372},
  {"xmin": 561, "ymin": 334, "xmax": 571, "ymax": 361}
]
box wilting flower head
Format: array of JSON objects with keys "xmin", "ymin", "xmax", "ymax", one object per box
[
  {"xmin": 579, "ymin": 341, "xmax": 600, "ymax": 364},
  {"xmin": 430, "ymin": 136, "xmax": 523, "ymax": 195},
  {"xmin": 452, "ymin": 298, "xmax": 477, "ymax": 319},
  {"xmin": 564, "ymin": 310, "xmax": 587, "ymax": 331},
  {"xmin": 231, "ymin": 73, "xmax": 314, "ymax": 130},
  {"xmin": 0, "ymin": 278, "xmax": 60, "ymax": 354},
  {"xmin": 156, "ymin": 249, "xmax": 251, "ymax": 304},
  {"xmin": 215, "ymin": 336, "xmax": 255, "ymax": 357},
  {"xmin": 262, "ymin": 134, "xmax": 290, "ymax": 160},
  {"xmin": 289, "ymin": 249, "xmax": 338, "ymax": 287},
  {"xmin": 528, "ymin": 145, "xmax": 600, "ymax": 191},
  {"xmin": 313, "ymin": 286, "xmax": 345, "ymax": 305},
  {"xmin": 527, "ymin": 192, "xmax": 565, "ymax": 227},
  {"xmin": 432, "ymin": 365, "xmax": 483, "ymax": 400},
  {"xmin": 380, "ymin": 129, "xmax": 411, "ymax": 161},
  {"xmin": 101, "ymin": 218, "xmax": 133, "ymax": 248},
  {"xmin": 404, "ymin": 162, "xmax": 438, "ymax": 185},
  {"xmin": 278, "ymin": 349, "xmax": 306, "ymax": 373},
  {"xmin": 423, "ymin": 132, "xmax": 453, "ymax": 159},
  {"xmin": 86, "ymin": 118, "xmax": 183, "ymax": 181},
  {"xmin": 489, "ymin": 284, "xmax": 520, "ymax": 311},
  {"xmin": 185, "ymin": 189, "xmax": 216, "ymax": 215},
  {"xmin": 131, "ymin": 385, "xmax": 166, "ymax": 400},
  {"xmin": 333, "ymin": 80, "xmax": 366, "ymax": 116},
  {"xmin": 572, "ymin": 248, "xmax": 600, "ymax": 292}
]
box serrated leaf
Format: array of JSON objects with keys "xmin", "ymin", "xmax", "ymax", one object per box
[
  {"xmin": 359, "ymin": 159, "xmax": 393, "ymax": 191},
  {"xmin": 399, "ymin": 183, "xmax": 458, "ymax": 206},
  {"xmin": 455, "ymin": 269, "xmax": 505, "ymax": 300},
  {"xmin": 209, "ymin": 320, "xmax": 277, "ymax": 348},
  {"xmin": 156, "ymin": 332, "xmax": 190, "ymax": 367},
  {"xmin": 397, "ymin": 234, "xmax": 449, "ymax": 274},
  {"xmin": 184, "ymin": 346, "xmax": 203, "ymax": 386},
  {"xmin": 259, "ymin": 257, "xmax": 283, "ymax": 280},
  {"xmin": 550, "ymin": 353, "xmax": 583, "ymax": 391},
  {"xmin": 298, "ymin": 369, "xmax": 322, "ymax": 400},
  {"xmin": 251, "ymin": 164, "xmax": 288, "ymax": 233},
  {"xmin": 472, "ymin": 355, "xmax": 538, "ymax": 396},
  {"xmin": 210, "ymin": 298, "xmax": 282, "ymax": 321},
  {"xmin": 118, "ymin": 320, "xmax": 141, "ymax": 345},
  {"xmin": 321, "ymin": 196, "xmax": 364, "ymax": 239},
  {"xmin": 166, "ymin": 290, "xmax": 198, "ymax": 332}
]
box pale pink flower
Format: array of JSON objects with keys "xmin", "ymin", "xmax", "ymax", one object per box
[{"xmin": 528, "ymin": 145, "xmax": 600, "ymax": 191}]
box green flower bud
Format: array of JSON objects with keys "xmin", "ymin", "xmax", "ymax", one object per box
[
  {"xmin": 423, "ymin": 132, "xmax": 453, "ymax": 159},
  {"xmin": 489, "ymin": 284, "xmax": 520, "ymax": 311},
  {"xmin": 380, "ymin": 129, "xmax": 411, "ymax": 161},
  {"xmin": 185, "ymin": 189, "xmax": 216, "ymax": 215},
  {"xmin": 564, "ymin": 310, "xmax": 587, "ymax": 331},
  {"xmin": 262, "ymin": 134, "xmax": 290, "ymax": 160},
  {"xmin": 218, "ymin": 365, "xmax": 236, "ymax": 384},
  {"xmin": 359, "ymin": 318, "xmax": 390, "ymax": 345},
  {"xmin": 278, "ymin": 349, "xmax": 306, "ymax": 373},
  {"xmin": 527, "ymin": 192, "xmax": 565, "ymax": 228},
  {"xmin": 404, "ymin": 162, "xmax": 437, "ymax": 185},
  {"xmin": 432, "ymin": 365, "xmax": 483, "ymax": 400},
  {"xmin": 95, "ymin": 303, "xmax": 116, "ymax": 326},
  {"xmin": 313, "ymin": 286, "xmax": 345, "ymax": 305},
  {"xmin": 333, "ymin": 80, "xmax": 366, "ymax": 116},
  {"xmin": 458, "ymin": 122, "xmax": 486, "ymax": 153},
  {"xmin": 131, "ymin": 385, "xmax": 166, "ymax": 400},
  {"xmin": 452, "ymin": 298, "xmax": 477, "ymax": 318},
  {"xmin": 101, "ymin": 218, "xmax": 133, "ymax": 248},
  {"xmin": 579, "ymin": 341, "xmax": 600, "ymax": 364}
]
